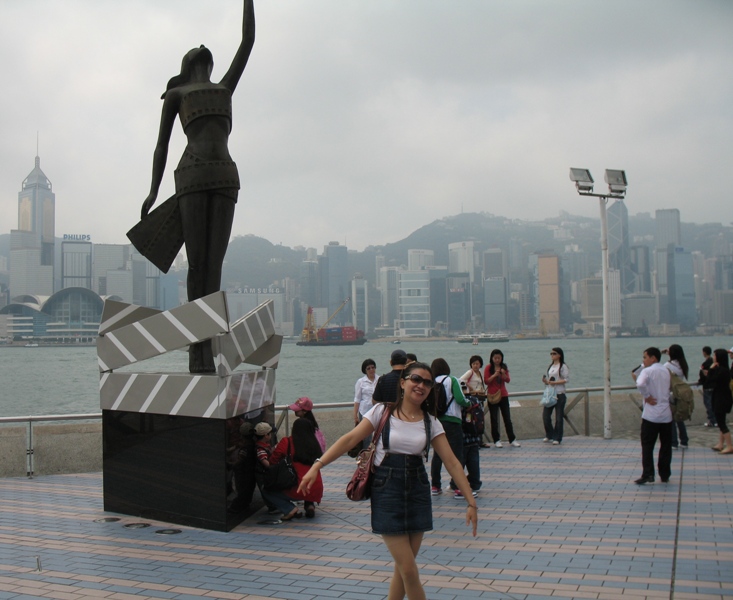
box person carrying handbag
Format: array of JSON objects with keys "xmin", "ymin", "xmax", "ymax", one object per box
[
  {"xmin": 460, "ymin": 355, "xmax": 490, "ymax": 449},
  {"xmin": 483, "ymin": 349, "xmax": 520, "ymax": 448},
  {"xmin": 298, "ymin": 362, "xmax": 478, "ymax": 600},
  {"xmin": 271, "ymin": 418, "xmax": 324, "ymax": 518}
]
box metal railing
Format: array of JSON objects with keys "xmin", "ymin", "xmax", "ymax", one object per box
[{"xmin": 1, "ymin": 385, "xmax": 643, "ymax": 478}]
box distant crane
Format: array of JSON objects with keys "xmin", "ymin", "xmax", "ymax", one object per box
[{"xmin": 300, "ymin": 298, "xmax": 351, "ymax": 343}]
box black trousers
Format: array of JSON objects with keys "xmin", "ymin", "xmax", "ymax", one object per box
[{"xmin": 640, "ymin": 419, "xmax": 673, "ymax": 480}]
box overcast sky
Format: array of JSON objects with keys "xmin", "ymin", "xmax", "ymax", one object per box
[{"xmin": 1, "ymin": 0, "xmax": 731, "ymax": 252}]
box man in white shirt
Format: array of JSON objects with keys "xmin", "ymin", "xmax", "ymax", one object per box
[{"xmin": 632, "ymin": 347, "xmax": 673, "ymax": 485}]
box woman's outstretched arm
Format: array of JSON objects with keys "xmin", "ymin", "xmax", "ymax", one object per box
[{"xmin": 220, "ymin": 0, "xmax": 255, "ymax": 93}]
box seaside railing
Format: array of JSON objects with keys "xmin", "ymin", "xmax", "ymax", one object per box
[{"xmin": 1, "ymin": 385, "xmax": 647, "ymax": 478}]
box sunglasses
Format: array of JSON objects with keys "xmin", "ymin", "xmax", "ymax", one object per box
[
  {"xmin": 550, "ymin": 352, "xmax": 558, "ymax": 356},
  {"xmin": 404, "ymin": 374, "xmax": 434, "ymax": 388}
]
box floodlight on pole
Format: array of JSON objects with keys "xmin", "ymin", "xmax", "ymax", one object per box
[{"xmin": 568, "ymin": 167, "xmax": 629, "ymax": 440}]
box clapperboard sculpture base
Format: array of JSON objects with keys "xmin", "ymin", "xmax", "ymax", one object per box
[{"xmin": 98, "ymin": 293, "xmax": 282, "ymax": 532}]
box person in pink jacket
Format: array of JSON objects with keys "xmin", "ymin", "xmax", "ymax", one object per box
[{"xmin": 483, "ymin": 349, "xmax": 520, "ymax": 448}]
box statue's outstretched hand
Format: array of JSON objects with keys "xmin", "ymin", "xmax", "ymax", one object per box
[{"xmin": 141, "ymin": 193, "xmax": 157, "ymax": 219}]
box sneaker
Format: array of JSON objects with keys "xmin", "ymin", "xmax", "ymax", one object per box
[
  {"xmin": 495, "ymin": 441, "xmax": 503, "ymax": 448},
  {"xmin": 510, "ymin": 440, "xmax": 521, "ymax": 447},
  {"xmin": 680, "ymin": 444, "xmax": 688, "ymax": 449},
  {"xmin": 431, "ymin": 486, "xmax": 442, "ymax": 496},
  {"xmin": 542, "ymin": 438, "xmax": 552, "ymax": 443},
  {"xmin": 552, "ymin": 440, "xmax": 560, "ymax": 445},
  {"xmin": 454, "ymin": 489, "xmax": 478, "ymax": 499}
]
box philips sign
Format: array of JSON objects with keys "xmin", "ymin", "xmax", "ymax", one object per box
[{"xmin": 63, "ymin": 234, "xmax": 91, "ymax": 241}]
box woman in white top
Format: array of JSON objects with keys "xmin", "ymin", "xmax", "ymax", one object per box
[
  {"xmin": 299, "ymin": 362, "xmax": 477, "ymax": 600},
  {"xmin": 354, "ymin": 358, "xmax": 379, "ymax": 425},
  {"xmin": 663, "ymin": 344, "xmax": 690, "ymax": 449},
  {"xmin": 542, "ymin": 347, "xmax": 570, "ymax": 445}
]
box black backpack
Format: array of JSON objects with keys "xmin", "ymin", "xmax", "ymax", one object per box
[
  {"xmin": 462, "ymin": 396, "xmax": 485, "ymax": 437},
  {"xmin": 429, "ymin": 375, "xmax": 455, "ymax": 417}
]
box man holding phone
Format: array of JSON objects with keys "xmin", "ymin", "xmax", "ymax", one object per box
[{"xmin": 632, "ymin": 347, "xmax": 673, "ymax": 485}]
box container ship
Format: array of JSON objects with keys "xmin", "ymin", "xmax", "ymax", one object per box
[{"xmin": 297, "ymin": 300, "xmax": 367, "ymax": 346}]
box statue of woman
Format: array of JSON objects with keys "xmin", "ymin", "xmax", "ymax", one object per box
[{"xmin": 138, "ymin": 0, "xmax": 255, "ymax": 373}]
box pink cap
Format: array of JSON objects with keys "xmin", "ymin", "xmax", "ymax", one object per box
[{"xmin": 289, "ymin": 397, "xmax": 313, "ymax": 412}]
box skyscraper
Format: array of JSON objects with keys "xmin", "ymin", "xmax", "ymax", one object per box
[
  {"xmin": 9, "ymin": 155, "xmax": 56, "ymax": 297},
  {"xmin": 654, "ymin": 209, "xmax": 681, "ymax": 323},
  {"xmin": 323, "ymin": 242, "xmax": 349, "ymax": 325},
  {"xmin": 607, "ymin": 200, "xmax": 635, "ymax": 294}
]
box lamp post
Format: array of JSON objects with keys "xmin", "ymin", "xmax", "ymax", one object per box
[{"xmin": 569, "ymin": 168, "xmax": 628, "ymax": 440}]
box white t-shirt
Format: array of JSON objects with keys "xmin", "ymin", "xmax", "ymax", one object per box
[
  {"xmin": 546, "ymin": 363, "xmax": 569, "ymax": 394},
  {"xmin": 364, "ymin": 403, "xmax": 445, "ymax": 466},
  {"xmin": 637, "ymin": 361, "xmax": 672, "ymax": 423}
]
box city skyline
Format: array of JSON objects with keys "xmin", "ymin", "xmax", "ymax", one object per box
[{"xmin": 1, "ymin": 1, "xmax": 732, "ymax": 252}]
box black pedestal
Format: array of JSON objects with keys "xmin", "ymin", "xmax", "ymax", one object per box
[{"xmin": 102, "ymin": 408, "xmax": 270, "ymax": 532}]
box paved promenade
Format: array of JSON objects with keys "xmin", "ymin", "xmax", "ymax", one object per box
[{"xmin": 0, "ymin": 428, "xmax": 731, "ymax": 600}]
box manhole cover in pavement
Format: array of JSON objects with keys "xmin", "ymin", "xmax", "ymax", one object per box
[
  {"xmin": 124, "ymin": 522, "xmax": 151, "ymax": 529},
  {"xmin": 94, "ymin": 517, "xmax": 121, "ymax": 523},
  {"xmin": 155, "ymin": 529, "xmax": 182, "ymax": 535}
]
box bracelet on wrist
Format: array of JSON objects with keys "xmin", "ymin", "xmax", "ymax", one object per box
[
  {"xmin": 314, "ymin": 457, "xmax": 324, "ymax": 466},
  {"xmin": 467, "ymin": 504, "xmax": 477, "ymax": 509}
]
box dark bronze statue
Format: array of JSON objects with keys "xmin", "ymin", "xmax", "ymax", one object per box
[{"xmin": 128, "ymin": 0, "xmax": 255, "ymax": 373}]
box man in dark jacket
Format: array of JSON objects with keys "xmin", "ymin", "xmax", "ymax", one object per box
[
  {"xmin": 371, "ymin": 349, "xmax": 408, "ymax": 404},
  {"xmin": 698, "ymin": 346, "xmax": 716, "ymax": 427}
]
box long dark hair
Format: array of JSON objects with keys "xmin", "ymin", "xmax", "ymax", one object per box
[
  {"xmin": 162, "ymin": 45, "xmax": 214, "ymax": 99},
  {"xmin": 290, "ymin": 418, "xmax": 322, "ymax": 465},
  {"xmin": 300, "ymin": 409, "xmax": 319, "ymax": 431},
  {"xmin": 488, "ymin": 348, "xmax": 507, "ymax": 375},
  {"xmin": 667, "ymin": 344, "xmax": 689, "ymax": 379},
  {"xmin": 547, "ymin": 347, "xmax": 566, "ymax": 373},
  {"xmin": 713, "ymin": 348, "xmax": 730, "ymax": 372},
  {"xmin": 397, "ymin": 361, "xmax": 436, "ymax": 417}
]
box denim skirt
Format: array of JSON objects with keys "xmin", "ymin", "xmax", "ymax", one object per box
[{"xmin": 370, "ymin": 453, "xmax": 432, "ymax": 535}]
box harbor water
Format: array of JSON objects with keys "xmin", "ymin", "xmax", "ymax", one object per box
[{"xmin": 1, "ymin": 335, "xmax": 729, "ymax": 419}]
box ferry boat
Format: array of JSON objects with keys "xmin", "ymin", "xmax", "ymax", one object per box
[{"xmin": 456, "ymin": 333, "xmax": 510, "ymax": 344}]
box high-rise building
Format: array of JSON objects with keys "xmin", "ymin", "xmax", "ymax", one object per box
[
  {"xmin": 9, "ymin": 156, "xmax": 55, "ymax": 297},
  {"xmin": 350, "ymin": 277, "xmax": 369, "ymax": 333},
  {"xmin": 536, "ymin": 254, "xmax": 560, "ymax": 334},
  {"xmin": 484, "ymin": 277, "xmax": 507, "ymax": 330},
  {"xmin": 378, "ymin": 266, "xmax": 400, "ymax": 329},
  {"xmin": 61, "ymin": 240, "xmax": 92, "ymax": 290},
  {"xmin": 667, "ymin": 247, "xmax": 696, "ymax": 330},
  {"xmin": 483, "ymin": 248, "xmax": 507, "ymax": 280},
  {"xmin": 629, "ymin": 245, "xmax": 652, "ymax": 293},
  {"xmin": 448, "ymin": 242, "xmax": 479, "ymax": 283},
  {"xmin": 323, "ymin": 242, "xmax": 349, "ymax": 325},
  {"xmin": 397, "ymin": 270, "xmax": 430, "ymax": 337},
  {"xmin": 654, "ymin": 209, "xmax": 681, "ymax": 323},
  {"xmin": 93, "ymin": 244, "xmax": 131, "ymax": 295},
  {"xmin": 408, "ymin": 249, "xmax": 434, "ymax": 271},
  {"xmin": 608, "ymin": 200, "xmax": 635, "ymax": 294}
]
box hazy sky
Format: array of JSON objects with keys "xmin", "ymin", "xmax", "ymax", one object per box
[{"xmin": 1, "ymin": 1, "xmax": 731, "ymax": 252}]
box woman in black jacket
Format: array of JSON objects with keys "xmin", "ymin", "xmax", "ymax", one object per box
[{"xmin": 706, "ymin": 349, "xmax": 733, "ymax": 454}]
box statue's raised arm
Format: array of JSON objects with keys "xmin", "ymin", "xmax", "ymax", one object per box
[
  {"xmin": 128, "ymin": 0, "xmax": 256, "ymax": 374},
  {"xmin": 220, "ymin": 0, "xmax": 255, "ymax": 93}
]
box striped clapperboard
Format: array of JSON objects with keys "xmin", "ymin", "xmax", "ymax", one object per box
[
  {"xmin": 97, "ymin": 292, "xmax": 230, "ymax": 372},
  {"xmin": 213, "ymin": 301, "xmax": 283, "ymax": 375},
  {"xmin": 97, "ymin": 293, "xmax": 280, "ymax": 419},
  {"xmin": 99, "ymin": 368, "xmax": 276, "ymax": 419}
]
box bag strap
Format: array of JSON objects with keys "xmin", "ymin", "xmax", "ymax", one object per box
[
  {"xmin": 422, "ymin": 412, "xmax": 431, "ymax": 461},
  {"xmin": 373, "ymin": 403, "xmax": 392, "ymax": 448}
]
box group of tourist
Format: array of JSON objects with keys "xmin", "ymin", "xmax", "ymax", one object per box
[
  {"xmin": 633, "ymin": 343, "xmax": 733, "ymax": 485},
  {"xmin": 249, "ymin": 341, "xmax": 731, "ymax": 599}
]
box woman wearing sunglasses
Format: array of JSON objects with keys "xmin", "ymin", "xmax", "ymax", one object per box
[
  {"xmin": 298, "ymin": 362, "xmax": 478, "ymax": 600},
  {"xmin": 542, "ymin": 347, "xmax": 570, "ymax": 445}
]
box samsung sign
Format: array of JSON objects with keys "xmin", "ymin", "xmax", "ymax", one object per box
[{"xmin": 63, "ymin": 234, "xmax": 91, "ymax": 241}]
